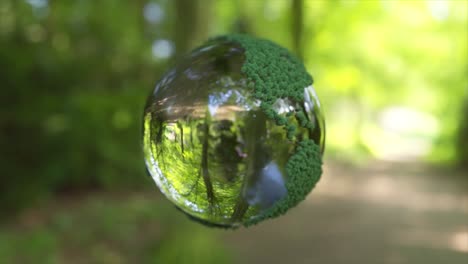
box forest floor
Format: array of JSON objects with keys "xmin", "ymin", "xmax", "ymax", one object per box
[
  {"xmin": 224, "ymin": 160, "xmax": 468, "ymax": 264},
  {"xmin": 1, "ymin": 160, "xmax": 467, "ymax": 264}
]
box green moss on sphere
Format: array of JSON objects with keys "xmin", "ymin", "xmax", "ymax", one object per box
[
  {"xmin": 216, "ymin": 34, "xmax": 315, "ymax": 140},
  {"xmin": 215, "ymin": 34, "xmax": 323, "ymax": 226},
  {"xmin": 245, "ymin": 140, "xmax": 322, "ymax": 226}
]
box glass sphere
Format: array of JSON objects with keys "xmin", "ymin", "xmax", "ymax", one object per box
[{"xmin": 143, "ymin": 36, "xmax": 325, "ymax": 228}]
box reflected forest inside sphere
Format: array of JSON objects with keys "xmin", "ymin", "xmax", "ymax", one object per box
[{"xmin": 143, "ymin": 35, "xmax": 325, "ymax": 228}]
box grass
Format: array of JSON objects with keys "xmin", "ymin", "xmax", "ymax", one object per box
[{"xmin": 0, "ymin": 192, "xmax": 232, "ymax": 264}]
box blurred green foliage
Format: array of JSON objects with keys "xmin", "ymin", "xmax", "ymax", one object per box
[
  {"xmin": 1, "ymin": 0, "xmax": 163, "ymax": 211},
  {"xmin": 0, "ymin": 0, "xmax": 466, "ymax": 214},
  {"xmin": 0, "ymin": 193, "xmax": 231, "ymax": 264}
]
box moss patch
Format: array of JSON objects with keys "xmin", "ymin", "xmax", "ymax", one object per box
[
  {"xmin": 213, "ymin": 34, "xmax": 323, "ymax": 226},
  {"xmin": 216, "ymin": 34, "xmax": 315, "ymax": 140},
  {"xmin": 244, "ymin": 140, "xmax": 322, "ymax": 226}
]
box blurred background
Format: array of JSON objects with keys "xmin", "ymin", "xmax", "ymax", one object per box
[{"xmin": 0, "ymin": 0, "xmax": 467, "ymax": 263}]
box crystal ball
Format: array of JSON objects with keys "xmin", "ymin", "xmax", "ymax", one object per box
[{"xmin": 142, "ymin": 35, "xmax": 325, "ymax": 228}]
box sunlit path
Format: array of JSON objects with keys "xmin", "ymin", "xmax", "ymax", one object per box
[{"xmin": 224, "ymin": 161, "xmax": 468, "ymax": 264}]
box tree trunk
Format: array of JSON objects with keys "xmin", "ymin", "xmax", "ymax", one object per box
[
  {"xmin": 291, "ymin": 0, "xmax": 304, "ymax": 60},
  {"xmin": 174, "ymin": 0, "xmax": 212, "ymax": 56},
  {"xmin": 457, "ymin": 96, "xmax": 468, "ymax": 170}
]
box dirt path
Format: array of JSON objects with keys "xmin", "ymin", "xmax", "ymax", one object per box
[
  {"xmin": 2, "ymin": 161, "xmax": 466, "ymax": 264},
  {"xmin": 223, "ymin": 161, "xmax": 468, "ymax": 264}
]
